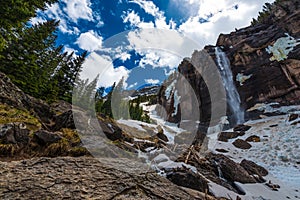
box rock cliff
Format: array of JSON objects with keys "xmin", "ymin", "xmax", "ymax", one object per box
[{"xmin": 157, "ymin": 0, "xmax": 300, "ymax": 126}]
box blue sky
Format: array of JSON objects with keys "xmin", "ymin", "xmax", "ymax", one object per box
[{"xmin": 32, "ymin": 0, "xmax": 274, "ymax": 89}]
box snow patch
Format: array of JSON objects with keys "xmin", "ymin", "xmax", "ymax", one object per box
[
  {"xmin": 266, "ymin": 33, "xmax": 300, "ymax": 61},
  {"xmin": 164, "ymin": 80, "xmax": 176, "ymax": 100},
  {"xmin": 236, "ymin": 73, "xmax": 252, "ymax": 86},
  {"xmin": 172, "ymin": 90, "xmax": 181, "ymax": 117}
]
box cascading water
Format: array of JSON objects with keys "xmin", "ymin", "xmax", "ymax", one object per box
[{"xmin": 215, "ymin": 47, "xmax": 244, "ymax": 125}]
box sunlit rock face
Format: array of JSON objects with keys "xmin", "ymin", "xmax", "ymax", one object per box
[
  {"xmin": 208, "ymin": 0, "xmax": 300, "ymax": 110},
  {"xmin": 157, "ymin": 0, "xmax": 300, "ymax": 126}
]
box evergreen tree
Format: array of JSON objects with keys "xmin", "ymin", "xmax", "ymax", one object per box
[
  {"xmin": 0, "ymin": 0, "xmax": 57, "ymax": 52},
  {"xmin": 101, "ymin": 83, "xmax": 115, "ymax": 118},
  {"xmin": 73, "ymin": 75, "xmax": 99, "ymax": 111},
  {"xmin": 52, "ymin": 51, "xmax": 87, "ymax": 102},
  {"xmin": 0, "ymin": 20, "xmax": 62, "ymax": 99}
]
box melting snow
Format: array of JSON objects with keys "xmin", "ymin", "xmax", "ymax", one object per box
[
  {"xmin": 266, "ymin": 33, "xmax": 300, "ymax": 61},
  {"xmin": 208, "ymin": 105, "xmax": 300, "ymax": 199}
]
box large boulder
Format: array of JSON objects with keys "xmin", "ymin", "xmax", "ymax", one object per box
[
  {"xmin": 212, "ymin": 154, "xmax": 256, "ymax": 184},
  {"xmin": 167, "ymin": 166, "xmax": 209, "ymax": 193},
  {"xmin": 34, "ymin": 130, "xmax": 62, "ymax": 145},
  {"xmin": 240, "ymin": 159, "xmax": 268, "ymax": 177},
  {"xmin": 232, "ymin": 139, "xmax": 252, "ymax": 149},
  {"xmin": 0, "ymin": 123, "xmax": 29, "ymax": 145}
]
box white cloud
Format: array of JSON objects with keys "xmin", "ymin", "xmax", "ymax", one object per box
[
  {"xmin": 177, "ymin": 0, "xmax": 275, "ymax": 47},
  {"xmin": 127, "ymin": 29, "xmax": 200, "ymax": 58},
  {"xmin": 44, "ymin": 3, "xmax": 73, "ymax": 34},
  {"xmin": 128, "ymin": 0, "xmax": 176, "ymax": 30},
  {"xmin": 81, "ymin": 52, "xmax": 130, "ymax": 87},
  {"xmin": 62, "ymin": 0, "xmax": 94, "ymax": 23},
  {"xmin": 75, "ymin": 30, "xmax": 103, "ymax": 51},
  {"xmin": 127, "ymin": 82, "xmax": 138, "ymax": 89},
  {"xmin": 119, "ymin": 52, "xmax": 131, "ymax": 62},
  {"xmin": 145, "ymin": 79, "xmax": 160, "ymax": 84},
  {"xmin": 123, "ymin": 10, "xmax": 141, "ymax": 27},
  {"xmin": 139, "ymin": 50, "xmax": 181, "ymax": 69},
  {"xmin": 30, "ymin": 15, "xmax": 47, "ymax": 25},
  {"xmin": 129, "ymin": 0, "xmax": 160, "ymax": 18},
  {"xmin": 34, "ymin": 3, "xmax": 80, "ymax": 34}
]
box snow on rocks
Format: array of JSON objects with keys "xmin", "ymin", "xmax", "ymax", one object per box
[{"xmin": 207, "ymin": 105, "xmax": 300, "ymax": 199}]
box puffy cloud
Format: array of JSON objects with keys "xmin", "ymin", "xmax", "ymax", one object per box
[
  {"xmin": 81, "ymin": 52, "xmax": 130, "ymax": 87},
  {"xmin": 145, "ymin": 79, "xmax": 160, "ymax": 84},
  {"xmin": 118, "ymin": 52, "xmax": 131, "ymax": 62},
  {"xmin": 123, "ymin": 10, "xmax": 141, "ymax": 27},
  {"xmin": 128, "ymin": 0, "xmax": 176, "ymax": 30},
  {"xmin": 127, "ymin": 29, "xmax": 200, "ymax": 58},
  {"xmin": 75, "ymin": 30, "xmax": 103, "ymax": 51},
  {"xmin": 62, "ymin": 0, "xmax": 94, "ymax": 23},
  {"xmin": 177, "ymin": 0, "xmax": 275, "ymax": 47},
  {"xmin": 139, "ymin": 50, "xmax": 181, "ymax": 69},
  {"xmin": 128, "ymin": 0, "xmax": 160, "ymax": 18}
]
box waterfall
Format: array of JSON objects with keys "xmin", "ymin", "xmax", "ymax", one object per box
[{"xmin": 215, "ymin": 47, "xmax": 244, "ymax": 125}]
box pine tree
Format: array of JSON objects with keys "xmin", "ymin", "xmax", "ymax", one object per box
[
  {"xmin": 0, "ymin": 0, "xmax": 58, "ymax": 52},
  {"xmin": 52, "ymin": 51, "xmax": 87, "ymax": 102},
  {"xmin": 0, "ymin": 20, "xmax": 63, "ymax": 99}
]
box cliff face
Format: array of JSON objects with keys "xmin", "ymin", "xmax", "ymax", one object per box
[
  {"xmin": 211, "ymin": 0, "xmax": 300, "ymax": 108},
  {"xmin": 157, "ymin": 0, "xmax": 300, "ymax": 126}
]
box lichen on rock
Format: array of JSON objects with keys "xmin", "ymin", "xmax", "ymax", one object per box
[{"xmin": 266, "ymin": 33, "xmax": 300, "ymax": 61}]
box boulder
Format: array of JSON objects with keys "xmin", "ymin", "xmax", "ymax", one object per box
[
  {"xmin": 167, "ymin": 166, "xmax": 209, "ymax": 193},
  {"xmin": 0, "ymin": 123, "xmax": 29, "ymax": 145},
  {"xmin": 213, "ymin": 154, "xmax": 256, "ymax": 184},
  {"xmin": 98, "ymin": 120, "xmax": 123, "ymax": 141},
  {"xmin": 240, "ymin": 159, "xmax": 268, "ymax": 177},
  {"xmin": 34, "ymin": 130, "xmax": 62, "ymax": 145},
  {"xmin": 0, "ymin": 72, "xmax": 54, "ymax": 124},
  {"xmin": 232, "ymin": 139, "xmax": 252, "ymax": 149},
  {"xmin": 288, "ymin": 113, "xmax": 299, "ymax": 122},
  {"xmin": 233, "ymin": 124, "xmax": 251, "ymax": 132},
  {"xmin": 156, "ymin": 125, "xmax": 169, "ymax": 142},
  {"xmin": 218, "ymin": 131, "xmax": 245, "ymax": 142},
  {"xmin": 246, "ymin": 135, "xmax": 261, "ymax": 142},
  {"xmin": 52, "ymin": 110, "xmax": 75, "ymax": 131}
]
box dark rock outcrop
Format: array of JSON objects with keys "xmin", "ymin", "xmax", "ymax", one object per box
[
  {"xmin": 167, "ymin": 166, "xmax": 209, "ymax": 194},
  {"xmin": 212, "ymin": 154, "xmax": 256, "ymax": 184},
  {"xmin": 34, "ymin": 130, "xmax": 62, "ymax": 145},
  {"xmin": 0, "ymin": 72, "xmax": 54, "ymax": 125},
  {"xmin": 212, "ymin": 0, "xmax": 300, "ymax": 108},
  {"xmin": 240, "ymin": 159, "xmax": 268, "ymax": 177},
  {"xmin": 0, "ymin": 123, "xmax": 29, "ymax": 145}
]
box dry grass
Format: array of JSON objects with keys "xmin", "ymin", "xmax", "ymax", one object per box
[{"xmin": 0, "ymin": 104, "xmax": 41, "ymax": 131}]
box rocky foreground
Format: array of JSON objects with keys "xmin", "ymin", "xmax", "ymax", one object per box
[{"xmin": 0, "ymin": 156, "xmax": 220, "ymax": 200}]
